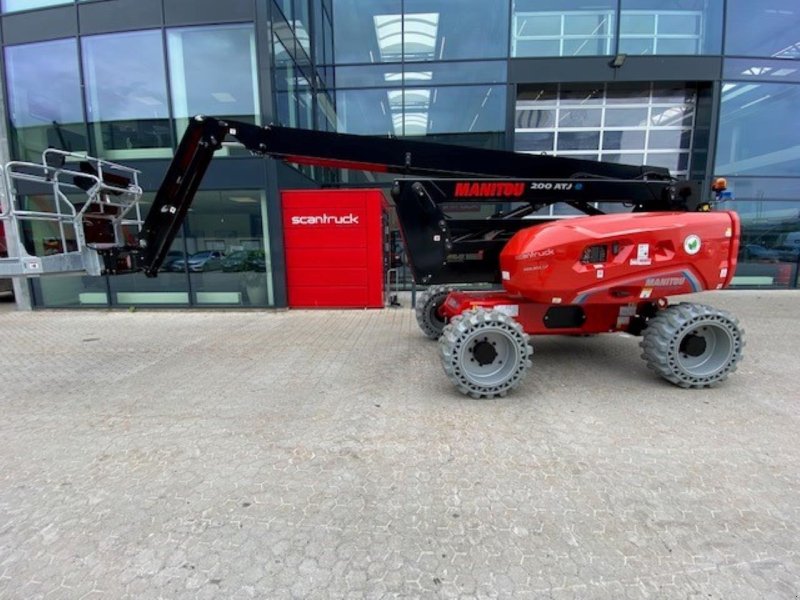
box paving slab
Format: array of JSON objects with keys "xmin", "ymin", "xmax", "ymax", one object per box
[{"xmin": 0, "ymin": 291, "xmax": 798, "ymax": 599}]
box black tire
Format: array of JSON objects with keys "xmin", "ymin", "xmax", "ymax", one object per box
[
  {"xmin": 415, "ymin": 285, "xmax": 455, "ymax": 339},
  {"xmin": 439, "ymin": 308, "xmax": 533, "ymax": 399},
  {"xmin": 640, "ymin": 303, "xmax": 744, "ymax": 388}
]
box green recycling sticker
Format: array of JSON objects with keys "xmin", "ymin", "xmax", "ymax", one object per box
[{"xmin": 684, "ymin": 234, "xmax": 702, "ymax": 255}]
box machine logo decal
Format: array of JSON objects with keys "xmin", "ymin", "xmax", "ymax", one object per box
[
  {"xmin": 291, "ymin": 213, "xmax": 360, "ymax": 225},
  {"xmin": 684, "ymin": 234, "xmax": 702, "ymax": 255},
  {"xmin": 454, "ymin": 182, "xmax": 525, "ymax": 198},
  {"xmin": 516, "ymin": 248, "xmax": 555, "ymax": 261},
  {"xmin": 644, "ymin": 276, "xmax": 686, "ymax": 287}
]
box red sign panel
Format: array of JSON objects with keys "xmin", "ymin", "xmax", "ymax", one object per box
[{"xmin": 282, "ymin": 189, "xmax": 387, "ymax": 308}]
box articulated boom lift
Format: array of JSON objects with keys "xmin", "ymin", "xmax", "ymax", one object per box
[{"xmin": 0, "ymin": 116, "xmax": 743, "ymax": 397}]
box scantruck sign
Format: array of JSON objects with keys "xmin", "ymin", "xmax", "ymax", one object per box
[{"xmin": 282, "ymin": 190, "xmax": 388, "ymax": 308}]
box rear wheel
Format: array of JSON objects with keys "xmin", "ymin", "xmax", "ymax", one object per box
[
  {"xmin": 415, "ymin": 285, "xmax": 455, "ymax": 339},
  {"xmin": 640, "ymin": 303, "xmax": 744, "ymax": 388},
  {"xmin": 439, "ymin": 308, "xmax": 533, "ymax": 398}
]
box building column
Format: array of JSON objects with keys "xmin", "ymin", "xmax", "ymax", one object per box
[{"xmin": 0, "ymin": 68, "xmax": 33, "ymax": 310}]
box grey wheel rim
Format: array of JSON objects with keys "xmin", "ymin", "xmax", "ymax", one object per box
[
  {"xmin": 458, "ymin": 329, "xmax": 521, "ymax": 387},
  {"xmin": 675, "ymin": 321, "xmax": 735, "ymax": 378}
]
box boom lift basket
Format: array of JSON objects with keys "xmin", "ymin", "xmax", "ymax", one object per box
[{"xmin": 0, "ymin": 149, "xmax": 144, "ymax": 278}]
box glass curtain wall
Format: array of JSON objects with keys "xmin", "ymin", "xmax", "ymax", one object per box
[
  {"xmin": 2, "ymin": 0, "xmax": 71, "ymax": 11},
  {"xmin": 5, "ymin": 39, "xmax": 86, "ymax": 162},
  {"xmin": 329, "ymin": 0, "xmax": 509, "ymax": 147},
  {"xmin": 30, "ymin": 190, "xmax": 273, "ymax": 308},
  {"xmin": 619, "ymin": 0, "xmax": 723, "ymax": 55},
  {"xmin": 82, "ymin": 30, "xmax": 172, "ymax": 159},
  {"xmin": 719, "ymin": 0, "xmax": 800, "ymax": 288},
  {"xmin": 167, "ymin": 24, "xmax": 261, "ymax": 153},
  {"xmin": 512, "ymin": 0, "xmax": 722, "ymax": 57},
  {"xmin": 516, "ymin": 83, "xmax": 696, "ymax": 176},
  {"xmin": 725, "ymin": 0, "xmax": 800, "ymax": 58},
  {"xmin": 512, "ymin": 0, "xmax": 616, "ymax": 57}
]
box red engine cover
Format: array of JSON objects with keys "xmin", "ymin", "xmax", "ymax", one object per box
[{"xmin": 500, "ymin": 211, "xmax": 740, "ymax": 305}]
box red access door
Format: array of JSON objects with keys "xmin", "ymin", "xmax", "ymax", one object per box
[{"xmin": 282, "ymin": 189, "xmax": 387, "ymax": 308}]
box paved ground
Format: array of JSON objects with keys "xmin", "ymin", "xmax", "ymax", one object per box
[{"xmin": 0, "ymin": 291, "xmax": 798, "ymax": 599}]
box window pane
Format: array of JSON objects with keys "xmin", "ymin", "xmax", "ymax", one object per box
[
  {"xmin": 716, "ymin": 82, "xmax": 800, "ymax": 176},
  {"xmin": 517, "ymin": 14, "xmax": 560, "ymax": 36},
  {"xmin": 726, "ymin": 0, "xmax": 800, "ymax": 58},
  {"xmin": 558, "ymin": 108, "xmax": 602, "ymax": 128},
  {"xmin": 82, "ymin": 30, "xmax": 171, "ymax": 159},
  {"xmin": 515, "ymin": 82, "xmax": 697, "ymax": 177},
  {"xmin": 2, "ymin": 0, "xmax": 70, "ymax": 11},
  {"xmin": 168, "ymin": 24, "xmax": 260, "ymax": 149},
  {"xmin": 184, "ymin": 191, "xmax": 273, "ymax": 307},
  {"xmin": 332, "ymin": 0, "xmax": 402, "ymax": 63},
  {"xmin": 5, "ymin": 39, "xmax": 86, "ymax": 161},
  {"xmin": 648, "ymin": 130, "xmax": 692, "ymax": 150},
  {"xmin": 558, "ymin": 131, "xmax": 600, "ymax": 151},
  {"xmin": 619, "ymin": 38, "xmax": 655, "ymax": 55},
  {"xmin": 621, "ymin": 0, "xmax": 723, "ymax": 54},
  {"xmin": 108, "ymin": 194, "xmax": 190, "ymax": 307},
  {"xmin": 645, "ymin": 152, "xmax": 688, "ymax": 171},
  {"xmin": 515, "ymin": 132, "xmax": 555, "ymax": 152},
  {"xmin": 724, "ymin": 58, "xmax": 800, "ymax": 84},
  {"xmin": 420, "ymin": 86, "xmax": 506, "ymax": 135},
  {"xmin": 621, "ymin": 14, "xmax": 654, "ymax": 34},
  {"xmin": 335, "ymin": 88, "xmax": 398, "ymax": 135},
  {"xmin": 512, "ymin": 0, "xmax": 616, "ymax": 57},
  {"xmin": 605, "ymin": 107, "xmax": 648, "ymax": 127},
  {"xmin": 725, "ymin": 179, "xmax": 800, "ymax": 288},
  {"xmin": 602, "ymin": 130, "xmax": 646, "ymax": 150},
  {"xmin": 336, "ymin": 85, "xmax": 504, "ymax": 137},
  {"xmin": 403, "ymin": 0, "xmax": 509, "ymax": 61},
  {"xmin": 516, "ymin": 109, "xmax": 556, "ymax": 129}
]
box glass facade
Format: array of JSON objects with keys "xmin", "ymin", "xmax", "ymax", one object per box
[
  {"xmin": 512, "ymin": 0, "xmax": 616, "ymax": 57},
  {"xmin": 167, "ymin": 24, "xmax": 261, "ymax": 145},
  {"xmin": 516, "ymin": 83, "xmax": 696, "ymax": 176},
  {"xmin": 725, "ymin": 0, "xmax": 800, "ymax": 58},
  {"xmin": 82, "ymin": 30, "xmax": 172, "ymax": 159},
  {"xmin": 5, "ymin": 39, "xmax": 85, "ymax": 161},
  {"xmin": 619, "ymin": 0, "xmax": 723, "ymax": 56},
  {"xmin": 1, "ymin": 0, "xmax": 799, "ymax": 304},
  {"xmin": 30, "ymin": 190, "xmax": 273, "ymax": 307},
  {"xmin": 2, "ymin": 0, "xmax": 71, "ymax": 11}
]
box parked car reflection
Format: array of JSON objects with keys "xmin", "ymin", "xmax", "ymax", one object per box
[
  {"xmin": 160, "ymin": 250, "xmax": 184, "ymax": 272},
  {"xmin": 171, "ymin": 250, "xmax": 224, "ymax": 272},
  {"xmin": 221, "ymin": 249, "xmax": 266, "ymax": 272}
]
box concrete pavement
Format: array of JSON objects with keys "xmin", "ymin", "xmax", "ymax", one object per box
[{"xmin": 0, "ymin": 291, "xmax": 798, "ymax": 599}]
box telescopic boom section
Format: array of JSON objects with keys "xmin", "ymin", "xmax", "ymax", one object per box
[{"xmin": 139, "ymin": 116, "xmax": 675, "ymax": 276}]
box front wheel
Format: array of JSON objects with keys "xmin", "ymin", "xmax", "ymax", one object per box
[
  {"xmin": 439, "ymin": 308, "xmax": 533, "ymax": 399},
  {"xmin": 640, "ymin": 303, "xmax": 744, "ymax": 388}
]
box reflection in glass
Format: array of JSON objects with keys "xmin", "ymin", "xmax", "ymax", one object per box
[
  {"xmin": 333, "ymin": 0, "xmax": 507, "ymax": 64},
  {"xmin": 717, "ymin": 82, "xmax": 800, "ymax": 177},
  {"xmin": 5, "ymin": 39, "xmax": 86, "ymax": 161},
  {"xmin": 2, "ymin": 0, "xmax": 70, "ymax": 11},
  {"xmin": 724, "ymin": 180, "xmax": 800, "ymax": 288},
  {"xmin": 82, "ymin": 30, "xmax": 171, "ymax": 159},
  {"xmin": 515, "ymin": 82, "xmax": 697, "ymax": 177},
  {"xmin": 512, "ymin": 0, "xmax": 616, "ymax": 57},
  {"xmin": 726, "ymin": 0, "xmax": 800, "ymax": 59},
  {"xmin": 184, "ymin": 191, "xmax": 272, "ymax": 307},
  {"xmin": 106, "ymin": 194, "xmax": 190, "ymax": 306},
  {"xmin": 168, "ymin": 24, "xmax": 260, "ymax": 149},
  {"xmin": 336, "ymin": 85, "xmax": 505, "ymax": 137},
  {"xmin": 619, "ymin": 0, "xmax": 723, "ymax": 55}
]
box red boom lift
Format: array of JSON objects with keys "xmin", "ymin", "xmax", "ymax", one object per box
[{"xmin": 0, "ymin": 117, "xmax": 743, "ymax": 397}]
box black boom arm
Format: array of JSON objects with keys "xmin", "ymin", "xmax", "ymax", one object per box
[{"xmin": 137, "ymin": 116, "xmax": 688, "ymax": 277}]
